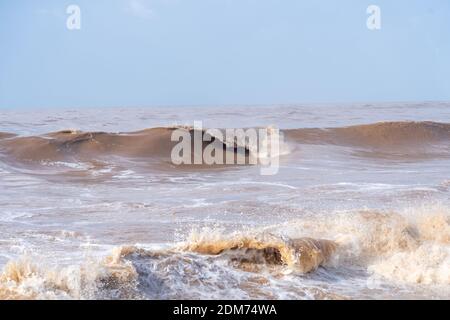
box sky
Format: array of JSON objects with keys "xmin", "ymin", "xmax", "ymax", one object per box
[{"xmin": 0, "ymin": 0, "xmax": 449, "ymax": 109}]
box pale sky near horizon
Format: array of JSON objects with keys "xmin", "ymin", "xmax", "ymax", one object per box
[{"xmin": 1, "ymin": 0, "xmax": 449, "ymax": 109}]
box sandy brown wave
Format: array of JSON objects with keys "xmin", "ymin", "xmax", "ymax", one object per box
[
  {"xmin": 285, "ymin": 121, "xmax": 450, "ymax": 149},
  {"xmin": 1, "ymin": 205, "xmax": 448, "ymax": 300},
  {"xmin": 0, "ymin": 127, "xmax": 252, "ymax": 167},
  {"xmin": 0, "ymin": 128, "xmax": 177, "ymax": 162},
  {"xmin": 183, "ymin": 232, "xmax": 337, "ymax": 273},
  {"xmin": 1, "ymin": 121, "xmax": 449, "ymax": 166},
  {"xmin": 0, "ymin": 132, "xmax": 16, "ymax": 140},
  {"xmin": 0, "ymin": 252, "xmax": 139, "ymax": 300},
  {"xmin": 0, "ymin": 235, "xmax": 336, "ymax": 300}
]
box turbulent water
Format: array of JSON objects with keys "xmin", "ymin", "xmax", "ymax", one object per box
[{"xmin": 0, "ymin": 102, "xmax": 449, "ymax": 300}]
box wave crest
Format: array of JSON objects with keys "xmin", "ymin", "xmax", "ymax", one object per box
[
  {"xmin": 183, "ymin": 231, "xmax": 337, "ymax": 273},
  {"xmin": 0, "ymin": 205, "xmax": 449, "ymax": 299},
  {"xmin": 285, "ymin": 121, "xmax": 450, "ymax": 154}
]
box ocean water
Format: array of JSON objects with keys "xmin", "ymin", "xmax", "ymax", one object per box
[{"xmin": 0, "ymin": 102, "xmax": 449, "ymax": 299}]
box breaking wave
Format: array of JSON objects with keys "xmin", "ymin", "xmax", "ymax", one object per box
[
  {"xmin": 182, "ymin": 233, "xmax": 336, "ymax": 273},
  {"xmin": 1, "ymin": 205, "xmax": 448, "ymax": 300},
  {"xmin": 1, "ymin": 121, "xmax": 448, "ymax": 165},
  {"xmin": 0, "ymin": 126, "xmax": 289, "ymax": 169}
]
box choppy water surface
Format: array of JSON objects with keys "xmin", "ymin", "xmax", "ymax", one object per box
[{"xmin": 0, "ymin": 102, "xmax": 449, "ymax": 299}]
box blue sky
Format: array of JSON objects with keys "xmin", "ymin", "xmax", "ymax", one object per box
[{"xmin": 0, "ymin": 0, "xmax": 449, "ymax": 109}]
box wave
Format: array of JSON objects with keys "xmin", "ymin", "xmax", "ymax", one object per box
[
  {"xmin": 0, "ymin": 121, "xmax": 448, "ymax": 165},
  {"xmin": 180, "ymin": 205, "xmax": 450, "ymax": 286},
  {"xmin": 0, "ymin": 128, "xmax": 177, "ymax": 163},
  {"xmin": 1, "ymin": 205, "xmax": 448, "ymax": 299},
  {"xmin": 0, "ymin": 250, "xmax": 139, "ymax": 300},
  {"xmin": 0, "ymin": 127, "xmax": 269, "ymax": 168},
  {"xmin": 182, "ymin": 233, "xmax": 337, "ymax": 273},
  {"xmin": 276, "ymin": 206, "xmax": 450, "ymax": 286},
  {"xmin": 285, "ymin": 121, "xmax": 450, "ymax": 150},
  {"xmin": 0, "ymin": 238, "xmax": 337, "ymax": 300},
  {"xmin": 182, "ymin": 206, "xmax": 450, "ymax": 286},
  {"xmin": 0, "ymin": 121, "xmax": 448, "ymax": 167},
  {"xmin": 0, "ymin": 132, "xmax": 16, "ymax": 140}
]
